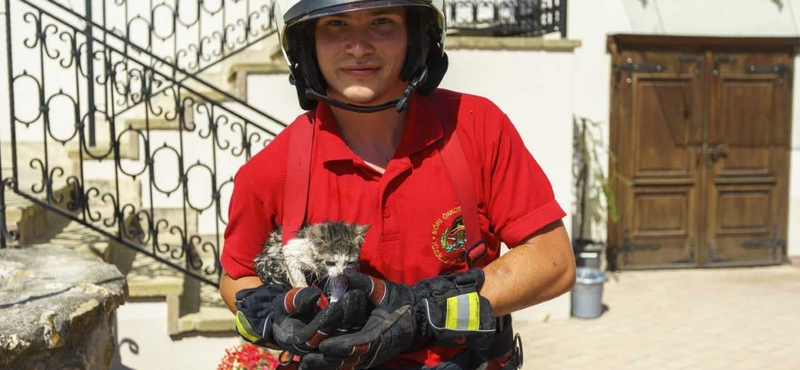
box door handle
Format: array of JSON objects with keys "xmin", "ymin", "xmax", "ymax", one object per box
[{"xmin": 706, "ymin": 143, "xmax": 728, "ymax": 168}]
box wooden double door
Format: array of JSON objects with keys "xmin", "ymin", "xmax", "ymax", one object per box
[{"xmin": 608, "ymin": 35, "xmax": 798, "ymax": 269}]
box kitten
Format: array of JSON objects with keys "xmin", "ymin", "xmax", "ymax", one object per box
[{"xmin": 254, "ymin": 222, "xmax": 369, "ymax": 303}]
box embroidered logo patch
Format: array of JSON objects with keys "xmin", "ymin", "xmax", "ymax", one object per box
[
  {"xmin": 430, "ymin": 206, "xmax": 467, "ymax": 265},
  {"xmin": 441, "ymin": 216, "xmax": 467, "ymax": 253}
]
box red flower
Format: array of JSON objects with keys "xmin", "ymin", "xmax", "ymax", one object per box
[{"xmin": 218, "ymin": 344, "xmax": 279, "ymax": 370}]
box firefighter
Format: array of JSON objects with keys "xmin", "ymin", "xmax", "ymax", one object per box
[{"xmin": 221, "ymin": 1, "xmax": 575, "ymax": 369}]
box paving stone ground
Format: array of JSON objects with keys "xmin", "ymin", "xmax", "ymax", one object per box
[{"xmin": 515, "ymin": 264, "xmax": 800, "ymax": 370}]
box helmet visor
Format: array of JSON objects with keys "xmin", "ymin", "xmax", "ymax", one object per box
[
  {"xmin": 274, "ymin": 0, "xmax": 445, "ymax": 70},
  {"xmin": 284, "ymin": 0, "xmax": 432, "ymax": 27}
]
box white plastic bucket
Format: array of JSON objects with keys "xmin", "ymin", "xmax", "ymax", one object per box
[{"xmin": 571, "ymin": 267, "xmax": 608, "ymax": 319}]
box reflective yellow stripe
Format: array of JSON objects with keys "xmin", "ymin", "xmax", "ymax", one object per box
[
  {"xmin": 446, "ymin": 296, "xmax": 459, "ymax": 329},
  {"xmin": 236, "ymin": 311, "xmax": 260, "ymax": 343},
  {"xmin": 467, "ymin": 292, "xmax": 479, "ymax": 330},
  {"xmin": 446, "ymin": 293, "xmax": 481, "ymax": 330}
]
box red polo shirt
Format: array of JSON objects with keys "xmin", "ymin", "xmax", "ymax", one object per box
[{"xmin": 221, "ymin": 89, "xmax": 565, "ymax": 367}]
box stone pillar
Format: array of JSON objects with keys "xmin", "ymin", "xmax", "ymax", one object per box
[{"xmin": 0, "ymin": 244, "xmax": 127, "ymax": 370}]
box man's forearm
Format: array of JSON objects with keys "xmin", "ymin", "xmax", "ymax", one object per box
[
  {"xmin": 479, "ymin": 220, "xmax": 576, "ymax": 317},
  {"xmin": 220, "ymin": 271, "xmax": 263, "ymax": 313}
]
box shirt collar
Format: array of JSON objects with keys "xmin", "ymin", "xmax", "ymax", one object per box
[
  {"xmin": 315, "ymin": 103, "xmax": 353, "ymax": 163},
  {"xmin": 314, "ymin": 94, "xmax": 444, "ymax": 164}
]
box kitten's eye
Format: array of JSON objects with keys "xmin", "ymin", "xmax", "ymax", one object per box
[{"xmin": 326, "ymin": 261, "xmax": 336, "ymax": 267}]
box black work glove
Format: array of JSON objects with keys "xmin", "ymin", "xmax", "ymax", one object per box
[
  {"xmin": 235, "ymin": 284, "xmax": 369, "ymax": 355},
  {"xmin": 300, "ymin": 268, "xmax": 496, "ymax": 370}
]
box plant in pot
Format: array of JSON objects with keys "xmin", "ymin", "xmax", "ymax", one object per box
[{"xmin": 572, "ymin": 116, "xmax": 626, "ymax": 271}]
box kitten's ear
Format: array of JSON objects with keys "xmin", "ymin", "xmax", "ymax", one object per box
[
  {"xmin": 356, "ymin": 224, "xmax": 371, "ymax": 236},
  {"xmin": 354, "ymin": 224, "xmax": 371, "ymax": 245}
]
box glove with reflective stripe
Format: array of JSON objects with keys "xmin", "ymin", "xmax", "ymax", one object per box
[
  {"xmin": 235, "ymin": 284, "xmax": 369, "ymax": 355},
  {"xmin": 300, "ymin": 268, "xmax": 496, "ymax": 370}
]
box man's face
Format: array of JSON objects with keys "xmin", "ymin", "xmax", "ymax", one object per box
[{"xmin": 314, "ymin": 7, "xmax": 408, "ymax": 106}]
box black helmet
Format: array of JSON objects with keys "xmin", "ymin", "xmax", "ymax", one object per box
[{"xmin": 273, "ymin": 0, "xmax": 449, "ymax": 113}]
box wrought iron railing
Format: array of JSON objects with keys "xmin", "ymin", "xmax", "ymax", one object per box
[
  {"xmin": 1, "ymin": 0, "xmax": 284, "ymax": 287},
  {"xmin": 446, "ymin": 0, "xmax": 567, "ymax": 37}
]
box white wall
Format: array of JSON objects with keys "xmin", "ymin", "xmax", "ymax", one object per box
[
  {"xmin": 246, "ymin": 74, "xmax": 307, "ymax": 124},
  {"xmin": 442, "ymin": 49, "xmax": 575, "ymax": 236},
  {"xmin": 444, "ymin": 49, "xmax": 577, "ymax": 322},
  {"xmin": 1, "ymin": 5, "xmax": 9, "ymax": 159},
  {"xmin": 791, "ymin": 56, "xmax": 800, "ymax": 260},
  {"xmin": 113, "ymin": 301, "xmax": 240, "ymax": 370},
  {"xmin": 569, "ymin": 0, "xmax": 800, "ymax": 258}
]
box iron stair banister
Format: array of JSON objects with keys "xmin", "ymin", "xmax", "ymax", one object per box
[
  {"xmin": 13, "ymin": 0, "xmax": 284, "ymax": 139},
  {"xmin": 1, "ymin": 0, "xmax": 286, "ymax": 287}
]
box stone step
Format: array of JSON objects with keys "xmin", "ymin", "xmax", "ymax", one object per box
[
  {"xmin": 173, "ymin": 255, "xmax": 232, "ymax": 334},
  {"xmin": 220, "ymin": 33, "xmax": 287, "ymax": 99},
  {"xmin": 226, "ymin": 58, "xmax": 290, "ymax": 98},
  {"xmin": 126, "ymin": 251, "xmax": 186, "ymax": 298},
  {"xmin": 110, "ymin": 236, "xmax": 230, "ymax": 335},
  {"xmin": 2, "ymin": 183, "xmax": 77, "ymax": 247},
  {"xmin": 2, "ymin": 142, "xmax": 85, "ymax": 246},
  {"xmin": 177, "ymin": 306, "xmax": 233, "ymax": 333},
  {"xmin": 32, "ymin": 217, "xmax": 114, "ymax": 260}
]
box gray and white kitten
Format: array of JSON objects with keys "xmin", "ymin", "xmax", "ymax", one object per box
[{"xmin": 254, "ymin": 222, "xmax": 369, "ymax": 302}]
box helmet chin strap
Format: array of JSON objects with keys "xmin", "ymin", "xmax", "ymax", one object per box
[{"xmin": 305, "ymin": 66, "xmax": 428, "ymax": 114}]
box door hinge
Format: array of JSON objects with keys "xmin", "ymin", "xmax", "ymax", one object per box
[
  {"xmin": 745, "ymin": 62, "xmax": 792, "ymax": 83},
  {"xmin": 741, "ymin": 227, "xmax": 786, "ymax": 261},
  {"xmin": 615, "ymin": 58, "xmax": 665, "ymax": 84}
]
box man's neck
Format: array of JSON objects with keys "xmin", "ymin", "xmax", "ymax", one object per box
[
  {"xmin": 331, "ymin": 106, "xmax": 406, "ymax": 146},
  {"xmin": 329, "ymin": 105, "xmax": 407, "ymax": 172}
]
